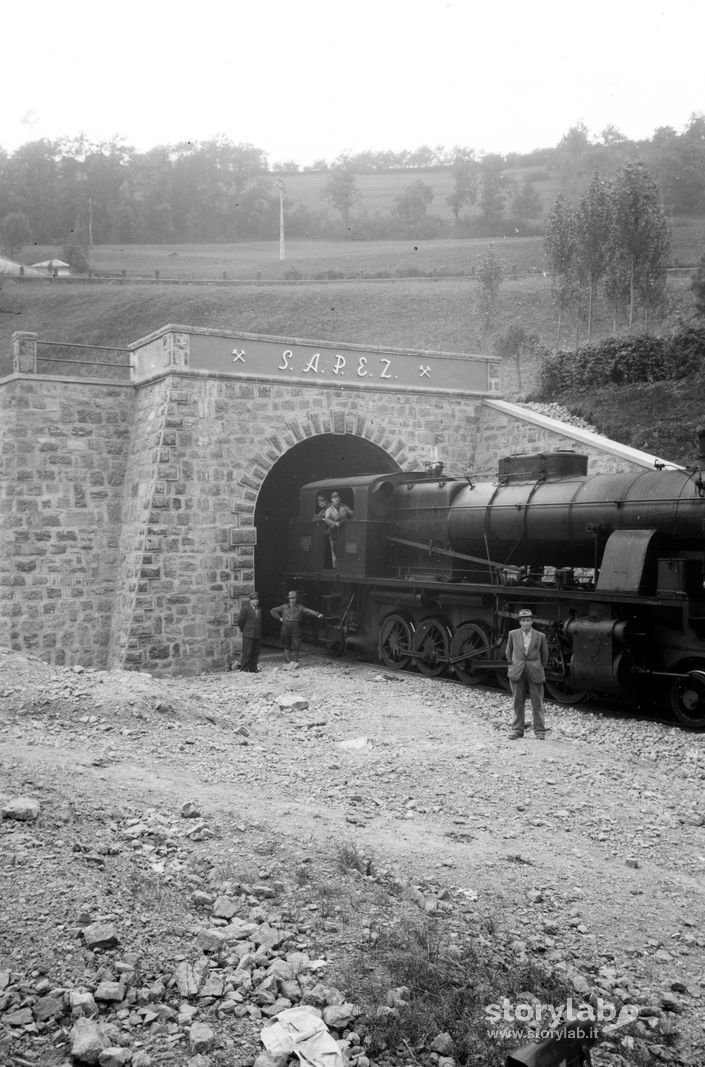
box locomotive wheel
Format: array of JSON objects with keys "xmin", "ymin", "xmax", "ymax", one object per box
[
  {"xmin": 670, "ymin": 669, "xmax": 705, "ymax": 729},
  {"xmin": 544, "ymin": 677, "xmax": 588, "ymax": 705},
  {"xmin": 413, "ymin": 618, "xmax": 451, "ymax": 677},
  {"xmin": 545, "ymin": 634, "xmax": 587, "ymax": 705},
  {"xmin": 379, "ymin": 614, "xmax": 414, "ymax": 670},
  {"xmin": 450, "ymin": 623, "xmax": 492, "ymax": 685}
]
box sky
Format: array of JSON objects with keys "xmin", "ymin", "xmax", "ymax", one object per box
[{"xmin": 2, "ymin": 0, "xmax": 704, "ymax": 166}]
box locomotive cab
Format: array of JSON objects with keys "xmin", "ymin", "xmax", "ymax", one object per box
[{"xmin": 288, "ymin": 475, "xmax": 398, "ymax": 580}]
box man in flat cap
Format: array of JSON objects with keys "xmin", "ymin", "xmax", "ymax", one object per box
[
  {"xmin": 236, "ymin": 591, "xmax": 263, "ymax": 673},
  {"xmin": 505, "ymin": 608, "xmax": 548, "ymax": 740},
  {"xmin": 271, "ymin": 589, "xmax": 324, "ymax": 664}
]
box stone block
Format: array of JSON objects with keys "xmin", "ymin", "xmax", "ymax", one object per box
[{"xmin": 230, "ymin": 527, "xmax": 257, "ymax": 545}]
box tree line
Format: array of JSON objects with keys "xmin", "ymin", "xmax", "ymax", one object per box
[{"xmin": 1, "ymin": 116, "xmax": 704, "ymax": 255}]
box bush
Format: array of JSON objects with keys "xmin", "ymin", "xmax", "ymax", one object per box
[
  {"xmin": 348, "ymin": 915, "xmax": 575, "ymax": 1066},
  {"xmin": 538, "ymin": 327, "xmax": 705, "ymax": 396},
  {"xmin": 62, "ymin": 244, "xmax": 90, "ymax": 274}
]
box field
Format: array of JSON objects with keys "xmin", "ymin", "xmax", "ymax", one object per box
[
  {"xmin": 19, "ymin": 219, "xmax": 705, "ymax": 283},
  {"xmin": 22, "ymin": 236, "xmax": 553, "ymax": 282}
]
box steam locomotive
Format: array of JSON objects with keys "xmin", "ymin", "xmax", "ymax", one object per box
[{"xmin": 286, "ymin": 451, "xmax": 705, "ymax": 728}]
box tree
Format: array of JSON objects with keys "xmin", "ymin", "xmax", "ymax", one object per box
[
  {"xmin": 651, "ymin": 115, "xmax": 705, "ymax": 215},
  {"xmin": 168, "ymin": 138, "xmax": 269, "ymax": 242},
  {"xmin": 62, "ymin": 244, "xmax": 90, "ymax": 273},
  {"xmin": 599, "ymin": 124, "xmax": 627, "ymax": 147},
  {"xmin": 574, "ymin": 174, "xmax": 613, "ymax": 341},
  {"xmin": 5, "ymin": 140, "xmax": 60, "ymax": 242},
  {"xmin": 393, "ymin": 180, "xmax": 433, "ymax": 226},
  {"xmin": 476, "ymin": 246, "xmax": 504, "ymax": 349},
  {"xmin": 477, "ymin": 155, "xmax": 507, "ymax": 230},
  {"xmin": 691, "ymin": 252, "xmax": 705, "ymax": 318},
  {"xmin": 446, "ymin": 150, "xmax": 478, "ymax": 224},
  {"xmin": 556, "ymin": 122, "xmax": 591, "ymax": 187},
  {"xmin": 407, "ymin": 145, "xmax": 438, "ymax": 168},
  {"xmin": 511, "ymin": 178, "xmax": 542, "ymax": 222},
  {"xmin": 608, "ymin": 162, "xmax": 671, "ymax": 329},
  {"xmin": 321, "ymin": 168, "xmax": 361, "ymax": 230},
  {"xmin": 544, "ymin": 195, "xmax": 578, "ymax": 350},
  {"xmin": 493, "ymin": 324, "xmax": 542, "ymax": 393},
  {"xmin": 1, "ymin": 210, "xmax": 31, "ymax": 257}
]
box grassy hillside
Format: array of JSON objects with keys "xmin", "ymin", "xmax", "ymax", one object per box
[
  {"xmin": 4, "ymin": 270, "xmax": 693, "ymax": 363},
  {"xmin": 544, "ymin": 374, "xmax": 705, "ymax": 467},
  {"xmin": 1, "ymin": 238, "xmax": 702, "ymax": 465}
]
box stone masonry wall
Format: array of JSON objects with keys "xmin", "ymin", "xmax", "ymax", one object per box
[
  {"xmin": 113, "ymin": 373, "xmax": 485, "ymax": 676},
  {"xmin": 475, "ymin": 404, "xmax": 654, "ymax": 477},
  {"xmin": 107, "ymin": 378, "xmax": 174, "ymax": 670},
  {"xmin": 2, "ymin": 358, "xmax": 661, "ymax": 676},
  {"xmin": 0, "ymin": 376, "xmax": 133, "ymax": 665}
]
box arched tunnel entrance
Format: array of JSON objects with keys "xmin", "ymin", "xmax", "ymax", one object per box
[{"xmin": 254, "ymin": 434, "xmax": 399, "ymax": 627}]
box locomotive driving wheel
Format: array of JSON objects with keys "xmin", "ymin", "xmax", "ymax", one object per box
[
  {"xmin": 412, "ymin": 617, "xmax": 451, "ymax": 677},
  {"xmin": 544, "ymin": 632, "xmax": 588, "ymax": 705},
  {"xmin": 669, "ymin": 667, "xmax": 705, "ymax": 729},
  {"xmin": 450, "ymin": 623, "xmax": 492, "ymax": 685},
  {"xmin": 379, "ymin": 614, "xmax": 414, "ymax": 670}
]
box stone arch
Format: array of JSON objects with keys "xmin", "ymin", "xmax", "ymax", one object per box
[{"xmin": 236, "ymin": 425, "xmax": 401, "ymax": 614}]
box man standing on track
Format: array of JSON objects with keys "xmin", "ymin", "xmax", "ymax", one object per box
[{"xmin": 505, "ymin": 608, "xmax": 548, "ymax": 740}]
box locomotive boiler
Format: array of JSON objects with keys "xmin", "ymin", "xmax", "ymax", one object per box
[{"xmin": 286, "ymin": 451, "xmax": 705, "ymax": 728}]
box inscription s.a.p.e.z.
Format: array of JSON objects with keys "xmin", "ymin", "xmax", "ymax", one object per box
[{"xmin": 277, "ymin": 348, "xmax": 397, "ymax": 379}]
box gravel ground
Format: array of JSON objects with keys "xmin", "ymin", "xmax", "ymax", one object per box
[{"xmin": 2, "ymin": 643, "xmax": 705, "ymax": 1067}]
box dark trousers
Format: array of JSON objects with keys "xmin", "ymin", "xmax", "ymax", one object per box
[
  {"xmin": 510, "ymin": 673, "xmax": 546, "ymax": 737},
  {"xmin": 280, "ymin": 622, "xmax": 301, "ymax": 661},
  {"xmin": 239, "ymin": 637, "xmax": 261, "ymax": 673}
]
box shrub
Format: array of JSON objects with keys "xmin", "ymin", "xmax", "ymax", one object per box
[
  {"xmin": 538, "ymin": 326, "xmax": 705, "ymax": 396},
  {"xmin": 348, "ymin": 915, "xmax": 575, "ymax": 1066},
  {"xmin": 62, "ymin": 244, "xmax": 90, "ymax": 274}
]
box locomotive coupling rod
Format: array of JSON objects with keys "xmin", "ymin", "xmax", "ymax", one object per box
[
  {"xmin": 633, "ymin": 667, "xmax": 705, "ymax": 682},
  {"xmin": 387, "ymin": 536, "xmax": 506, "ymax": 570}
]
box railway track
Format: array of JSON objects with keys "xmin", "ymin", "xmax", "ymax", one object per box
[{"xmin": 261, "ymin": 635, "xmax": 694, "ymax": 733}]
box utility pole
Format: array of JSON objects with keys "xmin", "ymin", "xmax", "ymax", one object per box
[
  {"xmin": 276, "ymin": 178, "xmax": 286, "ymax": 261},
  {"xmin": 88, "ymin": 196, "xmax": 94, "ymax": 272}
]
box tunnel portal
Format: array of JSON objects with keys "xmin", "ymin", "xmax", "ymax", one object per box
[{"xmin": 254, "ymin": 434, "xmax": 398, "ymax": 617}]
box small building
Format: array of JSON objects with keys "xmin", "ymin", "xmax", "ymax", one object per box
[{"xmin": 31, "ymin": 258, "xmax": 72, "ymax": 277}]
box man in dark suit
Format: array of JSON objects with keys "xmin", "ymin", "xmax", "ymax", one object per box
[
  {"xmin": 505, "ymin": 608, "xmax": 549, "ymax": 740},
  {"xmin": 236, "ymin": 592, "xmax": 263, "ymax": 673}
]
